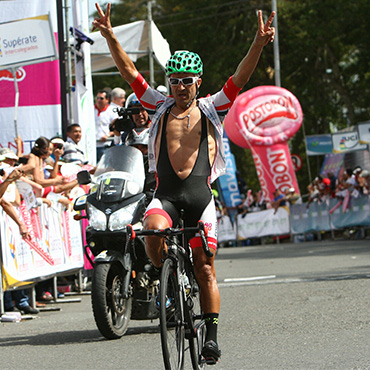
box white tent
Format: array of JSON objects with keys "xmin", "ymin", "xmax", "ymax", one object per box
[{"xmin": 89, "ymin": 20, "xmax": 171, "ymax": 73}]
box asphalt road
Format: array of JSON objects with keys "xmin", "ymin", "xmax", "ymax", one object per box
[{"xmin": 1, "ymin": 239, "xmax": 370, "ymax": 370}]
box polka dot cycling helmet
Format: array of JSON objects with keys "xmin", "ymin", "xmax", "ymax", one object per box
[{"xmin": 165, "ymin": 51, "xmax": 203, "ymax": 76}]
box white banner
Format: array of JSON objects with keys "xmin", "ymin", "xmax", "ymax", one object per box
[
  {"xmin": 217, "ymin": 215, "xmax": 236, "ymax": 243},
  {"xmin": 0, "ymin": 15, "xmax": 57, "ymax": 70},
  {"xmin": 237, "ymin": 207, "xmax": 290, "ymax": 239},
  {"xmin": 1, "ymin": 203, "xmax": 83, "ymax": 290},
  {"xmin": 332, "ymin": 131, "xmax": 368, "ymax": 153},
  {"xmin": 358, "ymin": 121, "xmax": 370, "ymax": 144}
]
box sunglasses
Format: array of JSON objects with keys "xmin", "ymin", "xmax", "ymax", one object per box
[
  {"xmin": 53, "ymin": 143, "xmax": 63, "ymax": 150},
  {"xmin": 96, "ymin": 96, "xmax": 106, "ymax": 100},
  {"xmin": 168, "ymin": 76, "xmax": 199, "ymax": 86}
]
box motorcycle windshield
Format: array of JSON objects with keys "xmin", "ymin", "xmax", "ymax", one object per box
[{"xmin": 93, "ymin": 146, "xmax": 145, "ymax": 201}]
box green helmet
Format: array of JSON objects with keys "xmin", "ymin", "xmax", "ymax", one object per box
[{"xmin": 165, "ymin": 51, "xmax": 203, "ymax": 76}]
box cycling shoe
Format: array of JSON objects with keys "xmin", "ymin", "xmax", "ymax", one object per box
[{"xmin": 201, "ymin": 340, "xmax": 221, "ymax": 365}]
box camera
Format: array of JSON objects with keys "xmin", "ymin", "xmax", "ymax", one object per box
[
  {"xmin": 109, "ymin": 107, "xmax": 141, "ymax": 132},
  {"xmin": 18, "ymin": 157, "xmax": 29, "ymax": 165}
]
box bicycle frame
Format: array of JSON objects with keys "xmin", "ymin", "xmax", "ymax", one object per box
[{"xmin": 127, "ymin": 220, "xmax": 212, "ymax": 369}]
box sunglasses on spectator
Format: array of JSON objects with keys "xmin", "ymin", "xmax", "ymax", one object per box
[
  {"xmin": 96, "ymin": 96, "xmax": 106, "ymax": 100},
  {"xmin": 53, "ymin": 143, "xmax": 63, "ymax": 150},
  {"xmin": 168, "ymin": 76, "xmax": 199, "ymax": 86}
]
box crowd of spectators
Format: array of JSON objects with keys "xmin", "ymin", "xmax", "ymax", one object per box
[
  {"xmin": 0, "ymin": 128, "xmax": 94, "ymax": 314},
  {"xmin": 305, "ymin": 167, "xmax": 370, "ymax": 211}
]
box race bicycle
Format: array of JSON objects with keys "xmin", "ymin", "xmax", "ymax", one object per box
[{"xmin": 127, "ymin": 220, "xmax": 213, "ymax": 370}]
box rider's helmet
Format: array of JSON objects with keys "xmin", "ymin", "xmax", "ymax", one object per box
[
  {"xmin": 125, "ymin": 93, "xmax": 142, "ymax": 108},
  {"xmin": 165, "ymin": 51, "xmax": 203, "ymax": 76},
  {"xmin": 126, "ymin": 128, "xmax": 149, "ymax": 147}
]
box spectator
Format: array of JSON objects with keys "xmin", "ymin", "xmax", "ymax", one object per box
[
  {"xmin": 94, "ymin": 89, "xmax": 115, "ymax": 161},
  {"xmin": 25, "ymin": 136, "xmax": 78, "ymax": 197},
  {"xmin": 63, "ymin": 123, "xmax": 89, "ymax": 165},
  {"xmin": 285, "ymin": 187, "xmax": 301, "ymax": 205},
  {"xmin": 0, "ymin": 164, "xmax": 29, "ymax": 239},
  {"xmin": 358, "ymin": 169, "xmax": 370, "ymax": 195},
  {"xmin": 109, "ymin": 87, "xmax": 126, "ymax": 114},
  {"xmin": 271, "ymin": 188, "xmax": 286, "ymax": 213},
  {"xmin": 4, "ymin": 289, "xmax": 39, "ymax": 314},
  {"xmin": 327, "ymin": 172, "xmax": 338, "ymax": 197}
]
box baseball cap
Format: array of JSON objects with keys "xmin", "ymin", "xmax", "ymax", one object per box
[
  {"xmin": 0, "ymin": 148, "xmax": 18, "ymax": 160},
  {"xmin": 360, "ymin": 170, "xmax": 370, "ymax": 178}
]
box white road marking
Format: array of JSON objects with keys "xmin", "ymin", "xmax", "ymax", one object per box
[{"xmin": 224, "ymin": 275, "xmax": 276, "ymax": 282}]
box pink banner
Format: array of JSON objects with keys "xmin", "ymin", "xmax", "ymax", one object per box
[
  {"xmin": 252, "ymin": 144, "xmax": 300, "ymax": 202},
  {"xmin": 19, "ymin": 200, "xmax": 54, "ymax": 265},
  {"xmin": 24, "ymin": 238, "xmax": 54, "ymax": 266},
  {"xmin": 30, "ymin": 208, "xmax": 42, "ymax": 240},
  {"xmin": 0, "ymin": 60, "xmax": 60, "ymax": 108}
]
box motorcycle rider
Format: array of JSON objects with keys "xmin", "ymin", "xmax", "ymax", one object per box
[
  {"xmin": 113, "ymin": 93, "xmax": 150, "ymax": 145},
  {"xmin": 126, "ymin": 127, "xmax": 155, "ymax": 205}
]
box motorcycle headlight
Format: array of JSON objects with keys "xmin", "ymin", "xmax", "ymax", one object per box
[
  {"xmin": 108, "ymin": 201, "xmax": 139, "ymax": 231},
  {"xmin": 87, "ymin": 203, "xmax": 107, "ymax": 231}
]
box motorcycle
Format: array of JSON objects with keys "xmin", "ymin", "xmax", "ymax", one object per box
[{"xmin": 74, "ymin": 145, "xmax": 159, "ymax": 339}]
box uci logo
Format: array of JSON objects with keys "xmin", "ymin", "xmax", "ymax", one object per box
[{"xmin": 339, "ymin": 134, "xmax": 358, "ymax": 149}]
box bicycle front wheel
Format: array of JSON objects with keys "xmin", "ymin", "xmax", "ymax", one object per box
[{"xmin": 160, "ymin": 258, "xmax": 185, "ymax": 370}]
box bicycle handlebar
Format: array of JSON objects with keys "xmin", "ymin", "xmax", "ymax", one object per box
[{"xmin": 126, "ymin": 220, "xmax": 214, "ymax": 258}]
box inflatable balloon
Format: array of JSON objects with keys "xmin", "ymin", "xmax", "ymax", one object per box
[{"xmin": 224, "ymin": 86, "xmax": 303, "ymax": 201}]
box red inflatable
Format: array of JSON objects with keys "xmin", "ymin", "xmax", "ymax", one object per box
[{"xmin": 224, "ymin": 86, "xmax": 303, "ymax": 201}]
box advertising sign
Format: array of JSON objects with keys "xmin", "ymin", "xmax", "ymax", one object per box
[
  {"xmin": 332, "ymin": 131, "xmax": 368, "ymax": 153},
  {"xmin": 0, "ymin": 14, "xmax": 57, "ymax": 70},
  {"xmin": 217, "ymin": 133, "xmax": 242, "ymax": 219},
  {"xmin": 358, "ymin": 121, "xmax": 370, "ymax": 144},
  {"xmin": 305, "ymin": 134, "xmax": 333, "ymax": 156}
]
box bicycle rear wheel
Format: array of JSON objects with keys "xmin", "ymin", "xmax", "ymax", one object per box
[{"xmin": 160, "ymin": 258, "xmax": 185, "ymax": 370}]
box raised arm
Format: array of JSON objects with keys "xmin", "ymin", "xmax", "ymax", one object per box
[
  {"xmin": 232, "ymin": 10, "xmax": 275, "ymax": 89},
  {"xmin": 92, "ymin": 3, "xmax": 139, "ymax": 84}
]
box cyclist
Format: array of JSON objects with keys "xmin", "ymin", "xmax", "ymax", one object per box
[{"xmin": 93, "ymin": 3, "xmax": 275, "ymax": 364}]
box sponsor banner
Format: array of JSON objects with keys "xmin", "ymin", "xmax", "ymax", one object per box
[
  {"xmin": 217, "ymin": 133, "xmax": 242, "ymax": 217},
  {"xmin": 329, "ymin": 196, "xmax": 370, "ymax": 229},
  {"xmin": 237, "ymin": 206, "xmax": 290, "ymax": 239},
  {"xmin": 0, "ymin": 15, "xmax": 57, "ymax": 70},
  {"xmin": 0, "ymin": 0, "xmax": 61, "ymax": 151},
  {"xmin": 305, "ymin": 134, "xmax": 333, "ymax": 156},
  {"xmin": 320, "ymin": 153, "xmax": 345, "ymax": 178},
  {"xmin": 358, "ymin": 121, "xmax": 370, "ymax": 144},
  {"xmin": 290, "ymin": 202, "xmax": 331, "ymax": 234},
  {"xmin": 1, "ymin": 203, "xmax": 83, "ymax": 290},
  {"xmin": 252, "ymin": 143, "xmax": 300, "ymax": 202},
  {"xmin": 332, "ymin": 131, "xmax": 368, "ymax": 153},
  {"xmin": 217, "ymin": 215, "xmax": 236, "ymax": 243}
]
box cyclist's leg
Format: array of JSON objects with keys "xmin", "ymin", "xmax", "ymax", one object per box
[
  {"xmin": 189, "ymin": 198, "xmax": 221, "ymax": 364},
  {"xmin": 143, "ymin": 198, "xmax": 178, "ymax": 267}
]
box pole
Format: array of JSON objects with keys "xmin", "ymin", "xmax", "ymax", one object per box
[
  {"xmin": 57, "ymin": 0, "xmax": 69, "ymax": 139},
  {"xmin": 12, "ymin": 68, "xmax": 19, "ymax": 138},
  {"xmin": 271, "ymin": 0, "xmax": 281, "ymax": 87},
  {"xmin": 64, "ymin": 0, "xmax": 74, "ymax": 123},
  {"xmin": 147, "ymin": 0, "xmax": 155, "ymax": 87}
]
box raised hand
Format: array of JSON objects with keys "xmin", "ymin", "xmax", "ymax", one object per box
[
  {"xmin": 92, "ymin": 2, "xmax": 112, "ymax": 38},
  {"xmin": 255, "ymin": 10, "xmax": 276, "ymax": 46}
]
